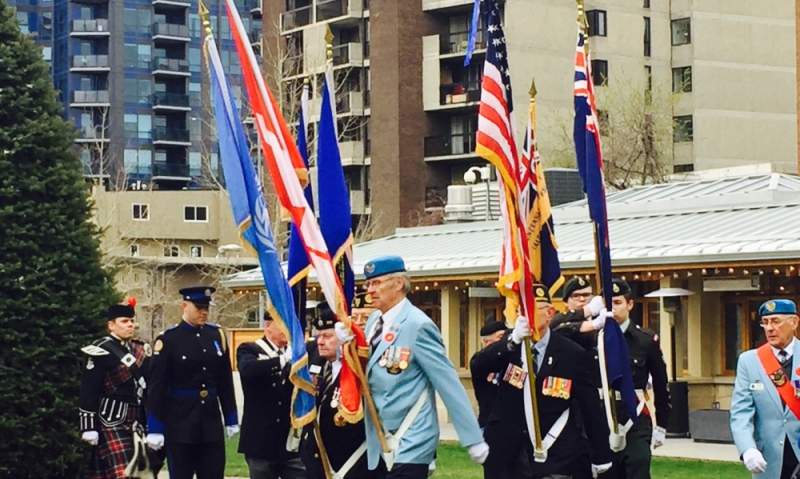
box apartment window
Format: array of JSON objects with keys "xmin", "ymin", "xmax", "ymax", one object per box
[
  {"xmin": 672, "ymin": 66, "xmax": 692, "ymax": 93},
  {"xmin": 673, "ymin": 164, "xmax": 695, "ymax": 173},
  {"xmin": 132, "ymin": 203, "xmax": 149, "ymax": 220},
  {"xmin": 184, "ymin": 206, "xmax": 208, "ymax": 222},
  {"xmin": 190, "ymin": 245, "xmax": 203, "ymax": 258},
  {"xmin": 673, "ymin": 115, "xmax": 693, "ymax": 142},
  {"xmin": 591, "ymin": 60, "xmax": 608, "ymax": 86},
  {"xmin": 587, "ymin": 10, "xmax": 607, "ymax": 37},
  {"xmin": 644, "ymin": 66, "xmax": 652, "ymax": 103},
  {"xmin": 130, "ymin": 244, "xmax": 140, "ymax": 257},
  {"xmin": 247, "ymin": 310, "xmax": 259, "ymax": 324},
  {"xmin": 643, "ymin": 17, "xmax": 651, "ymax": 57},
  {"xmin": 671, "ymin": 18, "xmax": 691, "ymax": 45},
  {"xmin": 163, "ymin": 245, "xmax": 180, "ymax": 257},
  {"xmin": 643, "ymin": 0, "xmax": 650, "ymax": 7}
]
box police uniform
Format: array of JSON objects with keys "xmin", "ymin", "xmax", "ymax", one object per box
[
  {"xmin": 471, "ymin": 285, "xmax": 612, "ymax": 479},
  {"xmin": 607, "ymin": 280, "xmax": 670, "ymax": 479},
  {"xmin": 302, "ymin": 303, "xmax": 386, "ymax": 479},
  {"xmin": 237, "ymin": 312, "xmax": 305, "ymax": 479},
  {"xmin": 146, "ymin": 286, "xmax": 237, "ymax": 479},
  {"xmin": 470, "ymin": 321, "xmax": 507, "ymax": 429},
  {"xmin": 79, "ymin": 300, "xmax": 152, "ymax": 479}
]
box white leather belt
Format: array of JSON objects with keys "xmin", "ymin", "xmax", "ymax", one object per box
[
  {"xmin": 382, "ymin": 387, "xmax": 429, "ymax": 471},
  {"xmin": 533, "ymin": 408, "xmax": 571, "ymax": 463},
  {"xmin": 331, "ymin": 442, "xmax": 367, "ymax": 479}
]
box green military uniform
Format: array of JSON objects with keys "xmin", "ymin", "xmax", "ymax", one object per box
[{"xmin": 608, "ymin": 280, "xmax": 670, "ymax": 479}]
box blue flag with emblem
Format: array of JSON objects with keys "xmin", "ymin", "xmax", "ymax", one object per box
[
  {"xmin": 317, "ymin": 64, "xmax": 355, "ymax": 312},
  {"xmin": 287, "ymin": 82, "xmax": 313, "ymax": 326},
  {"xmin": 573, "ymin": 28, "xmax": 637, "ymax": 423},
  {"xmin": 205, "ymin": 31, "xmax": 315, "ymax": 427}
]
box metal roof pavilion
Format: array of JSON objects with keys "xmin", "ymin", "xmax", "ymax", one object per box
[{"xmin": 222, "ymin": 174, "xmax": 800, "ymax": 289}]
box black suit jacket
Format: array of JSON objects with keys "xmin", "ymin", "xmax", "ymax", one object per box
[
  {"xmin": 469, "ymin": 349, "xmax": 500, "ymax": 428},
  {"xmin": 237, "ymin": 338, "xmax": 296, "ymax": 460},
  {"xmin": 471, "ymin": 331, "xmax": 612, "ymax": 477},
  {"xmin": 302, "ymin": 353, "xmax": 375, "ymax": 479}
]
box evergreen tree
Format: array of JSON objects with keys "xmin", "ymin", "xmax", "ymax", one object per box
[{"xmin": 0, "ymin": 1, "xmax": 117, "ymax": 476}]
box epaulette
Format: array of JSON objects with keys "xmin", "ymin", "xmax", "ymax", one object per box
[
  {"xmin": 81, "ymin": 345, "xmax": 110, "ymax": 356},
  {"xmin": 206, "ymin": 322, "xmax": 220, "ymax": 328},
  {"xmin": 635, "ymin": 324, "xmax": 659, "ymax": 341},
  {"xmin": 162, "ymin": 324, "xmax": 180, "ymax": 334}
]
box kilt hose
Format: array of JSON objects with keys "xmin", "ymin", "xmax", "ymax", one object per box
[{"xmin": 85, "ymin": 406, "xmax": 140, "ymax": 479}]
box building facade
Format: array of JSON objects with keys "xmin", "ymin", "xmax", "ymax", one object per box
[{"xmin": 267, "ymin": 0, "xmax": 797, "ymax": 235}]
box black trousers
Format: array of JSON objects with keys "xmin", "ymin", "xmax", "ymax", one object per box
[
  {"xmin": 609, "ymin": 421, "xmax": 652, "ymax": 479},
  {"xmin": 781, "ymin": 438, "xmax": 800, "ymax": 479},
  {"xmin": 386, "ymin": 463, "xmax": 429, "ymax": 479},
  {"xmin": 483, "ymin": 440, "xmax": 534, "ymax": 479},
  {"xmin": 167, "ymin": 441, "xmax": 225, "ymax": 479}
]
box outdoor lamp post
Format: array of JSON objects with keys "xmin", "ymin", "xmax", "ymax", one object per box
[
  {"xmin": 644, "ymin": 287, "xmax": 694, "ymax": 438},
  {"xmin": 463, "ymin": 165, "xmax": 492, "ymax": 221}
]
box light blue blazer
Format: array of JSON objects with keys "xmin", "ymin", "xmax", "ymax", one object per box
[
  {"xmin": 730, "ymin": 338, "xmax": 800, "ymax": 478},
  {"xmin": 363, "ymin": 300, "xmax": 483, "ymax": 469}
]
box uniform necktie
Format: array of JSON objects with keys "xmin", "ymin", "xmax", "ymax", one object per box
[
  {"xmin": 532, "ymin": 348, "xmax": 540, "ymax": 374},
  {"xmin": 370, "ymin": 316, "xmax": 384, "ymax": 350},
  {"xmin": 321, "ymin": 363, "xmax": 332, "ymax": 392},
  {"xmin": 780, "ymin": 350, "xmax": 791, "ymax": 365}
]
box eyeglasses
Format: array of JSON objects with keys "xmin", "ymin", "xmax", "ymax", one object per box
[
  {"xmin": 570, "ymin": 293, "xmax": 593, "ymax": 300},
  {"xmin": 760, "ymin": 317, "xmax": 793, "ymax": 328},
  {"xmin": 365, "ymin": 277, "xmax": 395, "ymax": 289}
]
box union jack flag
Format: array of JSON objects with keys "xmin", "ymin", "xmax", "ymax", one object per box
[{"xmin": 475, "ymin": 0, "xmax": 536, "ymax": 329}]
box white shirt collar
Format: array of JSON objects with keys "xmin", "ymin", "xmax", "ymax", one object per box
[
  {"xmin": 771, "ymin": 339, "xmax": 795, "ymax": 359},
  {"xmin": 620, "ymin": 319, "xmax": 631, "ymax": 333},
  {"xmin": 375, "ymin": 297, "xmax": 409, "ymax": 334},
  {"xmin": 330, "ymin": 358, "xmax": 342, "ymax": 380}
]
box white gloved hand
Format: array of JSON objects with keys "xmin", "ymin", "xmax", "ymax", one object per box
[
  {"xmin": 226, "ymin": 425, "xmax": 240, "ymax": 439},
  {"xmin": 81, "ymin": 431, "xmax": 99, "ymax": 445},
  {"xmin": 587, "ymin": 295, "xmax": 604, "ymax": 316},
  {"xmin": 743, "ymin": 448, "xmax": 767, "ymax": 474},
  {"xmin": 510, "ymin": 317, "xmax": 531, "ymax": 344},
  {"xmin": 591, "ymin": 462, "xmax": 612, "ymax": 478},
  {"xmin": 145, "ymin": 433, "xmax": 165, "ymax": 451},
  {"xmin": 590, "ymin": 308, "xmax": 614, "ymax": 331},
  {"xmin": 428, "ymin": 459, "xmax": 436, "ymax": 477},
  {"xmin": 651, "ymin": 426, "xmax": 666, "ymax": 448},
  {"xmin": 334, "ymin": 322, "xmax": 355, "ymax": 344},
  {"xmin": 468, "ymin": 441, "xmax": 490, "ymax": 465}
]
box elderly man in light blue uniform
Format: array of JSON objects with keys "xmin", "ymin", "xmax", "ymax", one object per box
[
  {"xmin": 731, "ymin": 299, "xmax": 800, "ymax": 479},
  {"xmin": 338, "ymin": 255, "xmax": 488, "ymax": 479}
]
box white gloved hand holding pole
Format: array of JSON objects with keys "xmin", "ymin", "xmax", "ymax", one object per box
[
  {"xmin": 651, "ymin": 426, "xmax": 666, "ymax": 449},
  {"xmin": 81, "ymin": 431, "xmax": 99, "ymax": 446},
  {"xmin": 586, "ymin": 295, "xmax": 604, "ymax": 317},
  {"xmin": 334, "ymin": 322, "xmax": 355, "ymax": 344},
  {"xmin": 590, "ymin": 309, "xmax": 615, "ymax": 331},
  {"xmin": 742, "ymin": 448, "xmax": 767, "ymax": 474},
  {"xmin": 226, "ymin": 425, "xmax": 240, "ymax": 439},
  {"xmin": 591, "ymin": 462, "xmax": 612, "ymax": 478},
  {"xmin": 145, "ymin": 433, "xmax": 165, "ymax": 451},
  {"xmin": 510, "ymin": 317, "xmax": 531, "ymax": 344},
  {"xmin": 468, "ymin": 442, "xmax": 490, "ymax": 465}
]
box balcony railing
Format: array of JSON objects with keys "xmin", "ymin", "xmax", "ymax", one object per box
[
  {"xmin": 152, "ymin": 162, "xmax": 190, "ymax": 177},
  {"xmin": 424, "ymin": 133, "xmax": 476, "ymax": 157},
  {"xmin": 71, "ymin": 90, "xmax": 110, "ymax": 104},
  {"xmin": 336, "ymin": 90, "xmax": 363, "ymax": 114},
  {"xmin": 152, "ymin": 0, "xmax": 191, "ymax": 6},
  {"xmin": 71, "ymin": 19, "xmax": 110, "ymax": 34},
  {"xmin": 439, "ymin": 83, "xmax": 480, "ymax": 105},
  {"xmin": 441, "ymin": 30, "xmax": 486, "ymax": 55},
  {"xmin": 332, "ymin": 43, "xmax": 362, "ymax": 66},
  {"xmin": 317, "ymin": 0, "xmax": 347, "ymax": 21},
  {"xmin": 249, "ymin": 30, "xmax": 262, "ymax": 45},
  {"xmin": 281, "ymin": 5, "xmax": 311, "ymax": 30},
  {"xmin": 151, "ymin": 57, "xmax": 190, "ymax": 74},
  {"xmin": 152, "ymin": 23, "xmax": 190, "ymax": 39},
  {"xmin": 152, "ymin": 92, "xmax": 190, "ymax": 108},
  {"xmin": 245, "ymin": 0, "xmax": 262, "ymax": 14},
  {"xmin": 71, "ymin": 54, "xmax": 109, "ymax": 69},
  {"xmin": 152, "ymin": 127, "xmax": 190, "ymax": 143},
  {"xmin": 75, "ymin": 127, "xmax": 108, "ymax": 141}
]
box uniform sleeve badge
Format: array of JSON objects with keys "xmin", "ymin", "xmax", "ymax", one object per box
[
  {"xmin": 86, "ymin": 358, "xmax": 94, "ymax": 370},
  {"xmin": 143, "ymin": 343, "xmax": 153, "ymax": 357},
  {"xmin": 154, "ymin": 339, "xmax": 163, "ymax": 354}
]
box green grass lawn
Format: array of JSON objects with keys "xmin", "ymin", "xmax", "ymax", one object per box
[{"xmin": 224, "ymin": 437, "xmax": 748, "ymax": 478}]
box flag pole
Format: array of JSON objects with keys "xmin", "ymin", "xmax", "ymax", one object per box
[
  {"xmin": 525, "ymin": 79, "xmax": 545, "ymax": 460},
  {"xmin": 576, "ymin": 0, "xmax": 620, "ymax": 442}
]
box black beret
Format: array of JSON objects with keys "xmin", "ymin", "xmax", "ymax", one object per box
[
  {"xmin": 352, "ymin": 292, "xmax": 374, "ymax": 309},
  {"xmin": 562, "ymin": 276, "xmax": 591, "ymax": 300},
  {"xmin": 107, "ymin": 302, "xmax": 135, "ymax": 320},
  {"xmin": 313, "ymin": 301, "xmax": 336, "ymax": 330},
  {"xmin": 480, "ymin": 321, "xmax": 507, "ymax": 336},
  {"xmin": 533, "ymin": 284, "xmax": 552, "ymax": 303},
  {"xmin": 605, "ymin": 279, "xmax": 631, "ymax": 297}
]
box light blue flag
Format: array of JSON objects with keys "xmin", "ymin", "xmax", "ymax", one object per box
[{"xmin": 205, "ymin": 34, "xmax": 315, "ymax": 427}]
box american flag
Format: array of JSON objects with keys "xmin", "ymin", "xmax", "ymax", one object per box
[
  {"xmin": 573, "ymin": 27, "xmax": 638, "ymax": 424},
  {"xmin": 474, "ymin": 0, "xmax": 536, "ymax": 330}
]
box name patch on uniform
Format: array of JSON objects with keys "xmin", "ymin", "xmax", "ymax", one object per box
[
  {"xmin": 542, "ymin": 376, "xmax": 572, "ymax": 399},
  {"xmin": 749, "ymin": 382, "xmax": 765, "ymax": 391},
  {"xmin": 309, "ymin": 364, "xmax": 322, "ymax": 374},
  {"xmin": 503, "ymin": 364, "xmax": 527, "ymax": 389}
]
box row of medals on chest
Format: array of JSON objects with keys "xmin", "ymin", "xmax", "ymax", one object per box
[{"xmin": 378, "ymin": 346, "xmax": 410, "ymax": 373}]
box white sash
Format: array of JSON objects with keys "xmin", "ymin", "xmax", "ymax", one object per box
[
  {"xmin": 331, "ymin": 442, "xmax": 367, "ymax": 479},
  {"xmin": 382, "ymin": 387, "xmax": 429, "ymax": 471}
]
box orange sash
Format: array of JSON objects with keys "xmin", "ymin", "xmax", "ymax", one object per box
[{"xmin": 757, "ymin": 344, "xmax": 800, "ymax": 420}]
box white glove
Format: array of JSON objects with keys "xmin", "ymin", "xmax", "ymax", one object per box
[
  {"xmin": 468, "ymin": 441, "xmax": 490, "ymax": 465},
  {"xmin": 226, "ymin": 425, "xmax": 240, "ymax": 439},
  {"xmin": 591, "ymin": 462, "xmax": 612, "ymax": 478},
  {"xmin": 145, "ymin": 433, "xmax": 165, "ymax": 451},
  {"xmin": 743, "ymin": 448, "xmax": 767, "ymax": 474},
  {"xmin": 428, "ymin": 459, "xmax": 436, "ymax": 477},
  {"xmin": 510, "ymin": 317, "xmax": 531, "ymax": 344},
  {"xmin": 590, "ymin": 308, "xmax": 614, "ymax": 331},
  {"xmin": 334, "ymin": 322, "xmax": 355, "ymax": 344},
  {"xmin": 81, "ymin": 431, "xmax": 99, "ymax": 445},
  {"xmin": 651, "ymin": 426, "xmax": 666, "ymax": 448},
  {"xmin": 587, "ymin": 295, "xmax": 604, "ymax": 316}
]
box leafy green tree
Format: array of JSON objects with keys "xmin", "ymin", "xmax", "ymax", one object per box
[{"xmin": 0, "ymin": 1, "xmax": 117, "ymax": 476}]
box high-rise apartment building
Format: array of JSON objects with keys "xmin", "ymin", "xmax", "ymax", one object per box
[{"xmin": 270, "ymin": 0, "xmax": 796, "ymax": 235}]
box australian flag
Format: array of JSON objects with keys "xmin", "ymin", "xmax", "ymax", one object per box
[{"xmin": 573, "ymin": 29, "xmax": 637, "ymax": 423}]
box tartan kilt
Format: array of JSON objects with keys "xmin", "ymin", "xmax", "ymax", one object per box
[{"xmin": 85, "ymin": 405, "xmax": 140, "ymax": 479}]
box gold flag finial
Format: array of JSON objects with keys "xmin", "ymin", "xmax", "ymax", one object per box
[
  {"xmin": 325, "ymin": 26, "xmax": 334, "ymax": 61},
  {"xmin": 199, "ymin": 1, "xmax": 212, "ymax": 37},
  {"xmin": 529, "ymin": 77, "xmax": 537, "ymax": 99}
]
